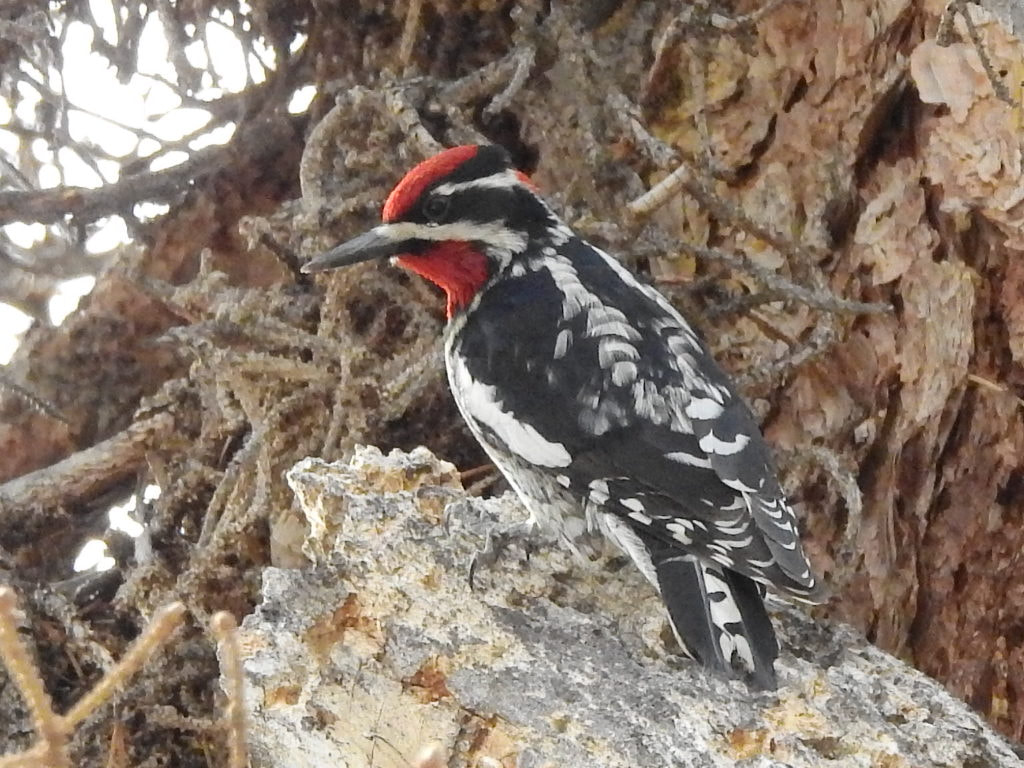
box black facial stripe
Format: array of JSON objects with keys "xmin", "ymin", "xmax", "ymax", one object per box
[
  {"xmin": 393, "ymin": 238, "xmax": 434, "ymax": 254},
  {"xmin": 397, "ymin": 146, "xmax": 515, "ymax": 226},
  {"xmin": 447, "ymin": 188, "xmax": 517, "ymax": 225},
  {"xmin": 401, "ymin": 186, "xmax": 555, "ymax": 239}
]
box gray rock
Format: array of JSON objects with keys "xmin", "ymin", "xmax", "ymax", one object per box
[
  {"xmin": 237, "ymin": 446, "xmax": 1022, "ymax": 767},
  {"xmin": 980, "ymin": 0, "xmax": 1024, "ymax": 37}
]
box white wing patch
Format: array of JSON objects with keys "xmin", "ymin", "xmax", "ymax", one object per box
[
  {"xmin": 597, "ymin": 513, "xmax": 658, "ymax": 586},
  {"xmin": 611, "ymin": 361, "xmax": 638, "ymax": 386},
  {"xmin": 666, "ymin": 519, "xmax": 694, "ymax": 546},
  {"xmin": 665, "ymin": 451, "xmax": 713, "ymax": 469},
  {"xmin": 588, "ymin": 479, "xmax": 610, "ymax": 504},
  {"xmin": 447, "ymin": 354, "xmax": 571, "ymax": 468},
  {"xmin": 685, "ymin": 397, "xmax": 724, "ymax": 419},
  {"xmin": 698, "ymin": 431, "xmax": 750, "ymax": 456},
  {"xmin": 554, "ymin": 328, "xmax": 573, "ymax": 359},
  {"xmin": 620, "ymin": 497, "xmax": 645, "ymax": 513}
]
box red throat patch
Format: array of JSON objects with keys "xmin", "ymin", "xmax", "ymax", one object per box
[
  {"xmin": 396, "ymin": 243, "xmax": 489, "ymax": 318},
  {"xmin": 383, "ymin": 145, "xmax": 480, "ymax": 222}
]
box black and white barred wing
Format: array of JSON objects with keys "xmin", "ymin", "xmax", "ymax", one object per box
[
  {"xmin": 452, "ymin": 248, "xmax": 823, "ymax": 685},
  {"xmin": 457, "ymin": 241, "xmax": 822, "ymax": 600},
  {"xmin": 579, "ymin": 392, "xmax": 825, "ymax": 603}
]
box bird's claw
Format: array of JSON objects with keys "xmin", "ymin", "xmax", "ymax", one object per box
[{"xmin": 468, "ymin": 520, "xmax": 536, "ymax": 590}]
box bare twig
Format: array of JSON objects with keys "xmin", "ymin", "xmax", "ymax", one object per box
[
  {"xmin": 483, "ymin": 43, "xmax": 536, "ymax": 116},
  {"xmin": 400, "ymin": 0, "xmax": 425, "ymax": 70},
  {"xmin": 938, "ymin": 0, "xmax": 1015, "ymax": 104},
  {"xmin": 0, "ymin": 145, "xmax": 227, "ymax": 226},
  {"xmin": 0, "ymin": 588, "xmax": 66, "ymax": 767},
  {"xmin": 646, "ymin": 231, "xmax": 890, "ymax": 315},
  {"xmin": 628, "ymin": 157, "xmax": 827, "ymax": 281},
  {"xmin": 439, "ymin": 50, "xmax": 529, "ymax": 105},
  {"xmin": 740, "ymin": 316, "xmax": 838, "ymax": 388},
  {"xmin": 211, "ymin": 612, "xmax": 248, "ymax": 768},
  {"xmin": 0, "ymin": 587, "xmax": 185, "ymax": 767},
  {"xmin": 641, "ymin": 0, "xmax": 802, "ymax": 107},
  {"xmin": 384, "ymin": 85, "xmax": 444, "ymax": 157},
  {"xmin": 967, "ymin": 372, "xmax": 1024, "ymax": 410},
  {"xmin": 64, "ymin": 602, "xmax": 187, "ymax": 727},
  {"xmin": 0, "ymin": 372, "xmax": 69, "ymax": 424},
  {"xmin": 0, "ymin": 412, "xmax": 175, "ymax": 518}
]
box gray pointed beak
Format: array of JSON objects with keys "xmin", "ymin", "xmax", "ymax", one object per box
[{"xmin": 302, "ymin": 228, "xmax": 403, "ymax": 273}]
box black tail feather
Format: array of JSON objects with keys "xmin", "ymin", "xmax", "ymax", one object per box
[{"xmin": 649, "ymin": 543, "xmax": 779, "ymax": 690}]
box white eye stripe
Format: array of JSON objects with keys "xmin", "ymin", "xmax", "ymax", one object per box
[
  {"xmin": 431, "ymin": 169, "xmax": 522, "ymax": 196},
  {"xmin": 378, "ymin": 221, "xmax": 527, "ymax": 252}
]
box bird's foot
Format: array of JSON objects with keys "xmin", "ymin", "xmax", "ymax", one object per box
[{"xmin": 468, "ymin": 519, "xmax": 538, "ymax": 590}]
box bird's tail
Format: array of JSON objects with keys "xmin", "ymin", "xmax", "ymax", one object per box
[{"xmin": 647, "ymin": 540, "xmax": 779, "ymax": 689}]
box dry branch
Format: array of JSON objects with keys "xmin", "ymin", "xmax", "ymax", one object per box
[
  {"xmin": 211, "ymin": 612, "xmax": 249, "ymax": 768},
  {"xmin": 0, "ymin": 412, "xmax": 174, "ymax": 518},
  {"xmin": 0, "ymin": 146, "xmax": 228, "ymax": 226},
  {"xmin": 0, "ymin": 587, "xmax": 185, "ymax": 767},
  {"xmin": 0, "ymin": 372, "xmax": 67, "ymax": 423}
]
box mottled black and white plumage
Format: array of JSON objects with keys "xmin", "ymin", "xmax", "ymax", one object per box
[{"xmin": 304, "ymin": 144, "xmax": 825, "ymax": 689}]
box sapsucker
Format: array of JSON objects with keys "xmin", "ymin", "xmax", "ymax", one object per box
[{"xmin": 304, "ymin": 144, "xmax": 825, "ymax": 689}]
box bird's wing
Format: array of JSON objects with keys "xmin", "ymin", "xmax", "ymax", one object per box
[{"xmin": 452, "ymin": 241, "xmax": 823, "ymax": 601}]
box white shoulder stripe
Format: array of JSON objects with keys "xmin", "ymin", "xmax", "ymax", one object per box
[{"xmin": 447, "ymin": 353, "xmax": 571, "ymax": 468}]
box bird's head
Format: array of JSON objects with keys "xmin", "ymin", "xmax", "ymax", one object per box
[{"xmin": 303, "ymin": 144, "xmax": 555, "ymax": 318}]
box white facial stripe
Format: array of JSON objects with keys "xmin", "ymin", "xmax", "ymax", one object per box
[
  {"xmin": 379, "ymin": 221, "xmax": 527, "ymax": 253},
  {"xmin": 432, "ymin": 169, "xmax": 521, "ymax": 196}
]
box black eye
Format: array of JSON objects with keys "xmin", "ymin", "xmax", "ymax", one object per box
[{"xmin": 422, "ymin": 195, "xmax": 449, "ymax": 222}]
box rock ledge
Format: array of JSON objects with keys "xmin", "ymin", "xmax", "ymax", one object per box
[{"xmin": 237, "ymin": 446, "xmax": 1022, "ymax": 767}]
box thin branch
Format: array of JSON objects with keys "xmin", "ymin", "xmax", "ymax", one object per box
[
  {"xmin": 211, "ymin": 612, "xmax": 248, "ymax": 768},
  {"xmin": 64, "ymin": 602, "xmax": 186, "ymax": 727},
  {"xmin": 0, "ymin": 588, "xmax": 64, "ymax": 760},
  {"xmin": 483, "ymin": 43, "xmax": 535, "ymax": 116},
  {"xmin": 0, "ymin": 587, "xmax": 186, "ymax": 767},
  {"xmin": 739, "ymin": 316, "xmax": 838, "ymax": 388},
  {"xmin": 938, "ymin": 0, "xmax": 1015, "ymax": 104},
  {"xmin": 967, "ymin": 372, "xmax": 1024, "ymax": 410},
  {"xmin": 400, "ymin": 0, "xmax": 424, "ymax": 70},
  {"xmin": 384, "ymin": 85, "xmax": 444, "ymax": 157},
  {"xmin": 0, "ymin": 412, "xmax": 175, "ymax": 518},
  {"xmin": 628, "ymin": 157, "xmax": 828, "ymax": 282},
  {"xmin": 0, "ymin": 371, "xmax": 69, "ymax": 424},
  {"xmin": 439, "ymin": 49, "xmax": 527, "ymax": 105},
  {"xmin": 0, "ymin": 145, "xmax": 226, "ymax": 226},
  {"xmin": 645, "ymin": 230, "xmax": 890, "ymax": 315}
]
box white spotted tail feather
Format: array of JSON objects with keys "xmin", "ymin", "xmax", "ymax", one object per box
[
  {"xmin": 305, "ymin": 144, "xmax": 827, "ymax": 690},
  {"xmin": 651, "ymin": 543, "xmax": 779, "ymax": 690}
]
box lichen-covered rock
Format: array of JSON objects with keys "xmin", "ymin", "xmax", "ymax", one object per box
[{"xmin": 237, "ymin": 447, "xmax": 1022, "ymax": 767}]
